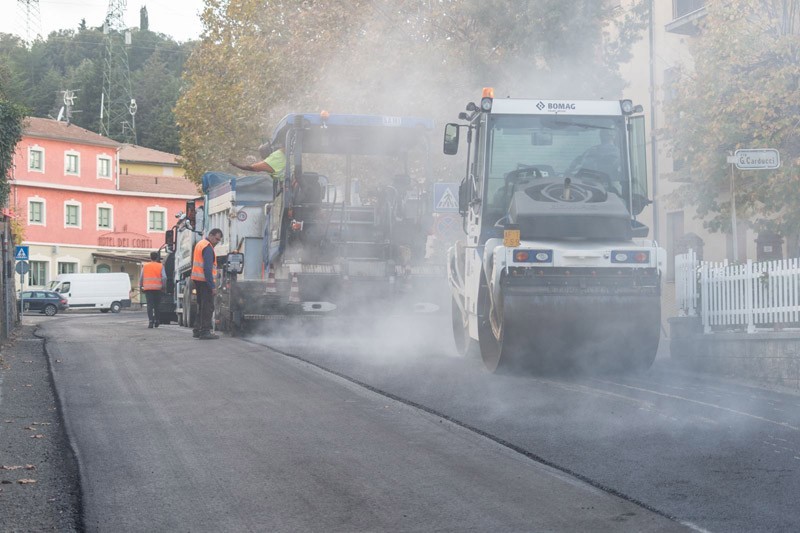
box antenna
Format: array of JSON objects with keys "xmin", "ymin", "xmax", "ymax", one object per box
[
  {"xmin": 100, "ymin": 0, "xmax": 137, "ymax": 144},
  {"xmin": 60, "ymin": 89, "xmax": 81, "ymax": 125}
]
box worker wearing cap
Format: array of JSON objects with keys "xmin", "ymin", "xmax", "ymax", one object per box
[
  {"xmin": 139, "ymin": 251, "xmax": 167, "ymax": 329},
  {"xmin": 191, "ymin": 228, "xmax": 223, "ymax": 340},
  {"xmin": 229, "ymin": 137, "xmax": 285, "ymax": 181}
]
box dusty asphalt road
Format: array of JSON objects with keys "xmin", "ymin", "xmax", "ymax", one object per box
[{"xmin": 1, "ymin": 312, "xmax": 691, "ymax": 532}]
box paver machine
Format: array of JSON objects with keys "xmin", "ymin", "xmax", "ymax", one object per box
[{"xmin": 213, "ymin": 112, "xmax": 446, "ymax": 333}]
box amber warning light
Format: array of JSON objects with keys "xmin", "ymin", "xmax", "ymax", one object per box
[{"xmin": 481, "ymin": 87, "xmax": 494, "ymax": 112}]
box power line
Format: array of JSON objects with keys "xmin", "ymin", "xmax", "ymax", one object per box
[{"xmin": 101, "ymin": 0, "xmax": 137, "ymax": 144}]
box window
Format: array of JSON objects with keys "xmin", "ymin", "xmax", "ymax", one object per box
[
  {"xmin": 97, "ymin": 206, "xmax": 112, "ymax": 229},
  {"xmin": 98, "ymin": 156, "xmax": 112, "ymax": 179},
  {"xmin": 29, "ymin": 147, "xmax": 44, "ymax": 172},
  {"xmin": 65, "ymin": 203, "xmax": 81, "ymax": 228},
  {"xmin": 65, "ymin": 152, "xmax": 80, "ymax": 175},
  {"xmin": 28, "ymin": 261, "xmax": 48, "ymax": 286},
  {"xmin": 674, "ymin": 0, "xmax": 705, "ymax": 19},
  {"xmin": 28, "ymin": 199, "xmax": 45, "ymax": 225},
  {"xmin": 663, "ymin": 68, "xmax": 680, "ymax": 103},
  {"xmin": 148, "ymin": 208, "xmax": 166, "ymax": 232},
  {"xmin": 58, "ymin": 262, "xmax": 77, "ymax": 274},
  {"xmin": 96, "ymin": 264, "xmax": 111, "ymax": 274}
]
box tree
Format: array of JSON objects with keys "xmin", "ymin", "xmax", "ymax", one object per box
[
  {"xmin": 666, "ymin": 0, "xmax": 800, "ymax": 237},
  {"xmin": 176, "ymin": 0, "xmax": 646, "ymax": 182},
  {"xmin": 0, "ymin": 27, "xmax": 190, "ymax": 153},
  {"xmin": 0, "ymin": 99, "xmax": 26, "ymax": 207},
  {"xmin": 133, "ymin": 51, "xmax": 181, "ymax": 153}
]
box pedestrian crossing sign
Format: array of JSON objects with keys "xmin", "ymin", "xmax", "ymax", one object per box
[
  {"xmin": 433, "ymin": 183, "xmax": 460, "ymax": 213},
  {"xmin": 14, "ymin": 245, "xmax": 29, "ymax": 261}
]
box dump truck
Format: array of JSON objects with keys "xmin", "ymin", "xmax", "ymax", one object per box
[
  {"xmin": 162, "ymin": 173, "xmax": 273, "ymax": 331},
  {"xmin": 166, "ymin": 112, "xmax": 446, "ymax": 335},
  {"xmin": 445, "ymin": 89, "xmax": 664, "ymax": 372}
]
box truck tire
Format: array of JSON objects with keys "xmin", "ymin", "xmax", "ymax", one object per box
[
  {"xmin": 110, "ymin": 301, "xmax": 122, "ymax": 313},
  {"xmin": 183, "ymin": 282, "xmax": 196, "ymax": 328},
  {"xmin": 476, "ymin": 272, "xmax": 529, "ymax": 373},
  {"xmin": 451, "ymin": 297, "xmax": 478, "ymax": 358}
]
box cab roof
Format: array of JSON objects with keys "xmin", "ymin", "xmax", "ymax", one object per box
[{"xmin": 270, "ymin": 113, "xmax": 434, "ymax": 156}]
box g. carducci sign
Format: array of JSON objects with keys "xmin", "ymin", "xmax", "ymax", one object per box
[{"xmin": 731, "ymin": 149, "xmax": 781, "ymax": 170}]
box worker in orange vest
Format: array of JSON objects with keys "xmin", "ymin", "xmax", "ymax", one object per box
[
  {"xmin": 139, "ymin": 251, "xmax": 167, "ymax": 328},
  {"xmin": 191, "ymin": 228, "xmax": 223, "ymax": 340}
]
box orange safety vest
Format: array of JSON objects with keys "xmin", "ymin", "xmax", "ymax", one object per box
[
  {"xmin": 191, "ymin": 238, "xmax": 217, "ymax": 283},
  {"xmin": 142, "ymin": 261, "xmax": 164, "ymax": 291}
]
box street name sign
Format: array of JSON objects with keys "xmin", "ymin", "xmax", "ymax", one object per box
[{"xmin": 732, "ymin": 149, "xmax": 780, "ymax": 170}]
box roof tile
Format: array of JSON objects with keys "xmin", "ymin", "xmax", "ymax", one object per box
[
  {"xmin": 119, "ymin": 174, "xmax": 200, "ymax": 196},
  {"xmin": 119, "ymin": 144, "xmax": 180, "ymax": 165},
  {"xmin": 23, "ymin": 117, "xmax": 120, "ymax": 148}
]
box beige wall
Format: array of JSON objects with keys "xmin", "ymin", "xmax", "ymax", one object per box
[{"xmin": 120, "ymin": 161, "xmax": 185, "ymax": 177}]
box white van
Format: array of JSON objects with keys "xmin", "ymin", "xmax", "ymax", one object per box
[{"xmin": 47, "ymin": 273, "xmax": 132, "ymax": 313}]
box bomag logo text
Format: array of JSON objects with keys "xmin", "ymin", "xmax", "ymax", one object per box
[{"xmin": 547, "ymin": 102, "xmax": 576, "ymax": 111}]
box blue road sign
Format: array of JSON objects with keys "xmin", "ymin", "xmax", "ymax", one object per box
[
  {"xmin": 433, "ymin": 182, "xmax": 460, "ymax": 213},
  {"xmin": 14, "ymin": 245, "xmax": 29, "ymax": 261}
]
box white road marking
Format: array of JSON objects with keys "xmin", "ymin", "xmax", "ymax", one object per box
[{"xmin": 591, "ymin": 379, "xmax": 800, "ymax": 431}]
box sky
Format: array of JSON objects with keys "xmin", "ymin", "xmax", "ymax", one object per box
[{"xmin": 2, "ymin": 0, "xmax": 205, "ymax": 43}]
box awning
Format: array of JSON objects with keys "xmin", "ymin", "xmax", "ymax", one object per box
[{"xmin": 92, "ymin": 251, "xmax": 151, "ymax": 265}]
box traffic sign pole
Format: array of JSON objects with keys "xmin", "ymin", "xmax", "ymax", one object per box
[
  {"xmin": 725, "ymin": 148, "xmax": 781, "ymax": 262},
  {"xmin": 730, "ymin": 160, "xmax": 738, "ymax": 262}
]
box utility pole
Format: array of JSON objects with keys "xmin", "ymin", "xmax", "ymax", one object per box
[{"xmin": 101, "ymin": 0, "xmax": 137, "ymax": 144}]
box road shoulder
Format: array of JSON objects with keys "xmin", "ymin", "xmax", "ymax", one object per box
[{"xmin": 0, "ymin": 321, "xmax": 81, "ymax": 532}]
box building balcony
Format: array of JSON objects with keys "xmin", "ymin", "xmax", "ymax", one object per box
[{"xmin": 666, "ymin": 1, "xmax": 707, "ymax": 36}]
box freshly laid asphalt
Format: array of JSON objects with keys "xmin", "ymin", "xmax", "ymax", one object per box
[{"xmin": 2, "ymin": 312, "xmax": 690, "ymax": 532}]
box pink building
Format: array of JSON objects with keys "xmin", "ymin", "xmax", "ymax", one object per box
[{"xmin": 10, "ymin": 118, "xmax": 198, "ymax": 297}]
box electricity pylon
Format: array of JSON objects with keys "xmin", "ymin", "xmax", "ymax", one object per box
[
  {"xmin": 100, "ymin": 0, "xmax": 137, "ymax": 144},
  {"xmin": 16, "ymin": 0, "xmax": 42, "ymax": 43}
]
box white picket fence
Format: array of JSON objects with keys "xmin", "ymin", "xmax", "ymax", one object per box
[{"xmin": 675, "ymin": 251, "xmax": 800, "ymax": 333}]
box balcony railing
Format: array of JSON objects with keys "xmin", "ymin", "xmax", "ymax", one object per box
[{"xmin": 667, "ymin": 0, "xmax": 707, "ymax": 35}]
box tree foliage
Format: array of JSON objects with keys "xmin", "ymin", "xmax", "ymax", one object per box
[
  {"xmin": 666, "ymin": 0, "xmax": 800, "ymax": 236},
  {"xmin": 176, "ymin": 0, "xmax": 647, "ymax": 182},
  {"xmin": 0, "ymin": 99, "xmax": 27, "ymax": 207},
  {"xmin": 0, "ymin": 27, "xmax": 192, "ymax": 154}
]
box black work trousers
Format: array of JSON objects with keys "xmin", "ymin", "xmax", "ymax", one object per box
[
  {"xmin": 143, "ymin": 290, "xmax": 162, "ymax": 325},
  {"xmin": 193, "ymin": 281, "xmax": 214, "ymax": 335}
]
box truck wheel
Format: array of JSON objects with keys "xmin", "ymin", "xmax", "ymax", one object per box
[
  {"xmin": 110, "ymin": 302, "xmax": 122, "ymax": 313},
  {"xmin": 451, "ymin": 297, "xmax": 478, "ymax": 358},
  {"xmin": 183, "ymin": 283, "xmax": 196, "ymax": 328},
  {"xmin": 477, "ymin": 273, "xmax": 526, "ymax": 373}
]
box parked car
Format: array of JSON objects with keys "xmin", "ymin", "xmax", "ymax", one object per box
[{"xmin": 18, "ymin": 290, "xmax": 69, "ymax": 316}]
